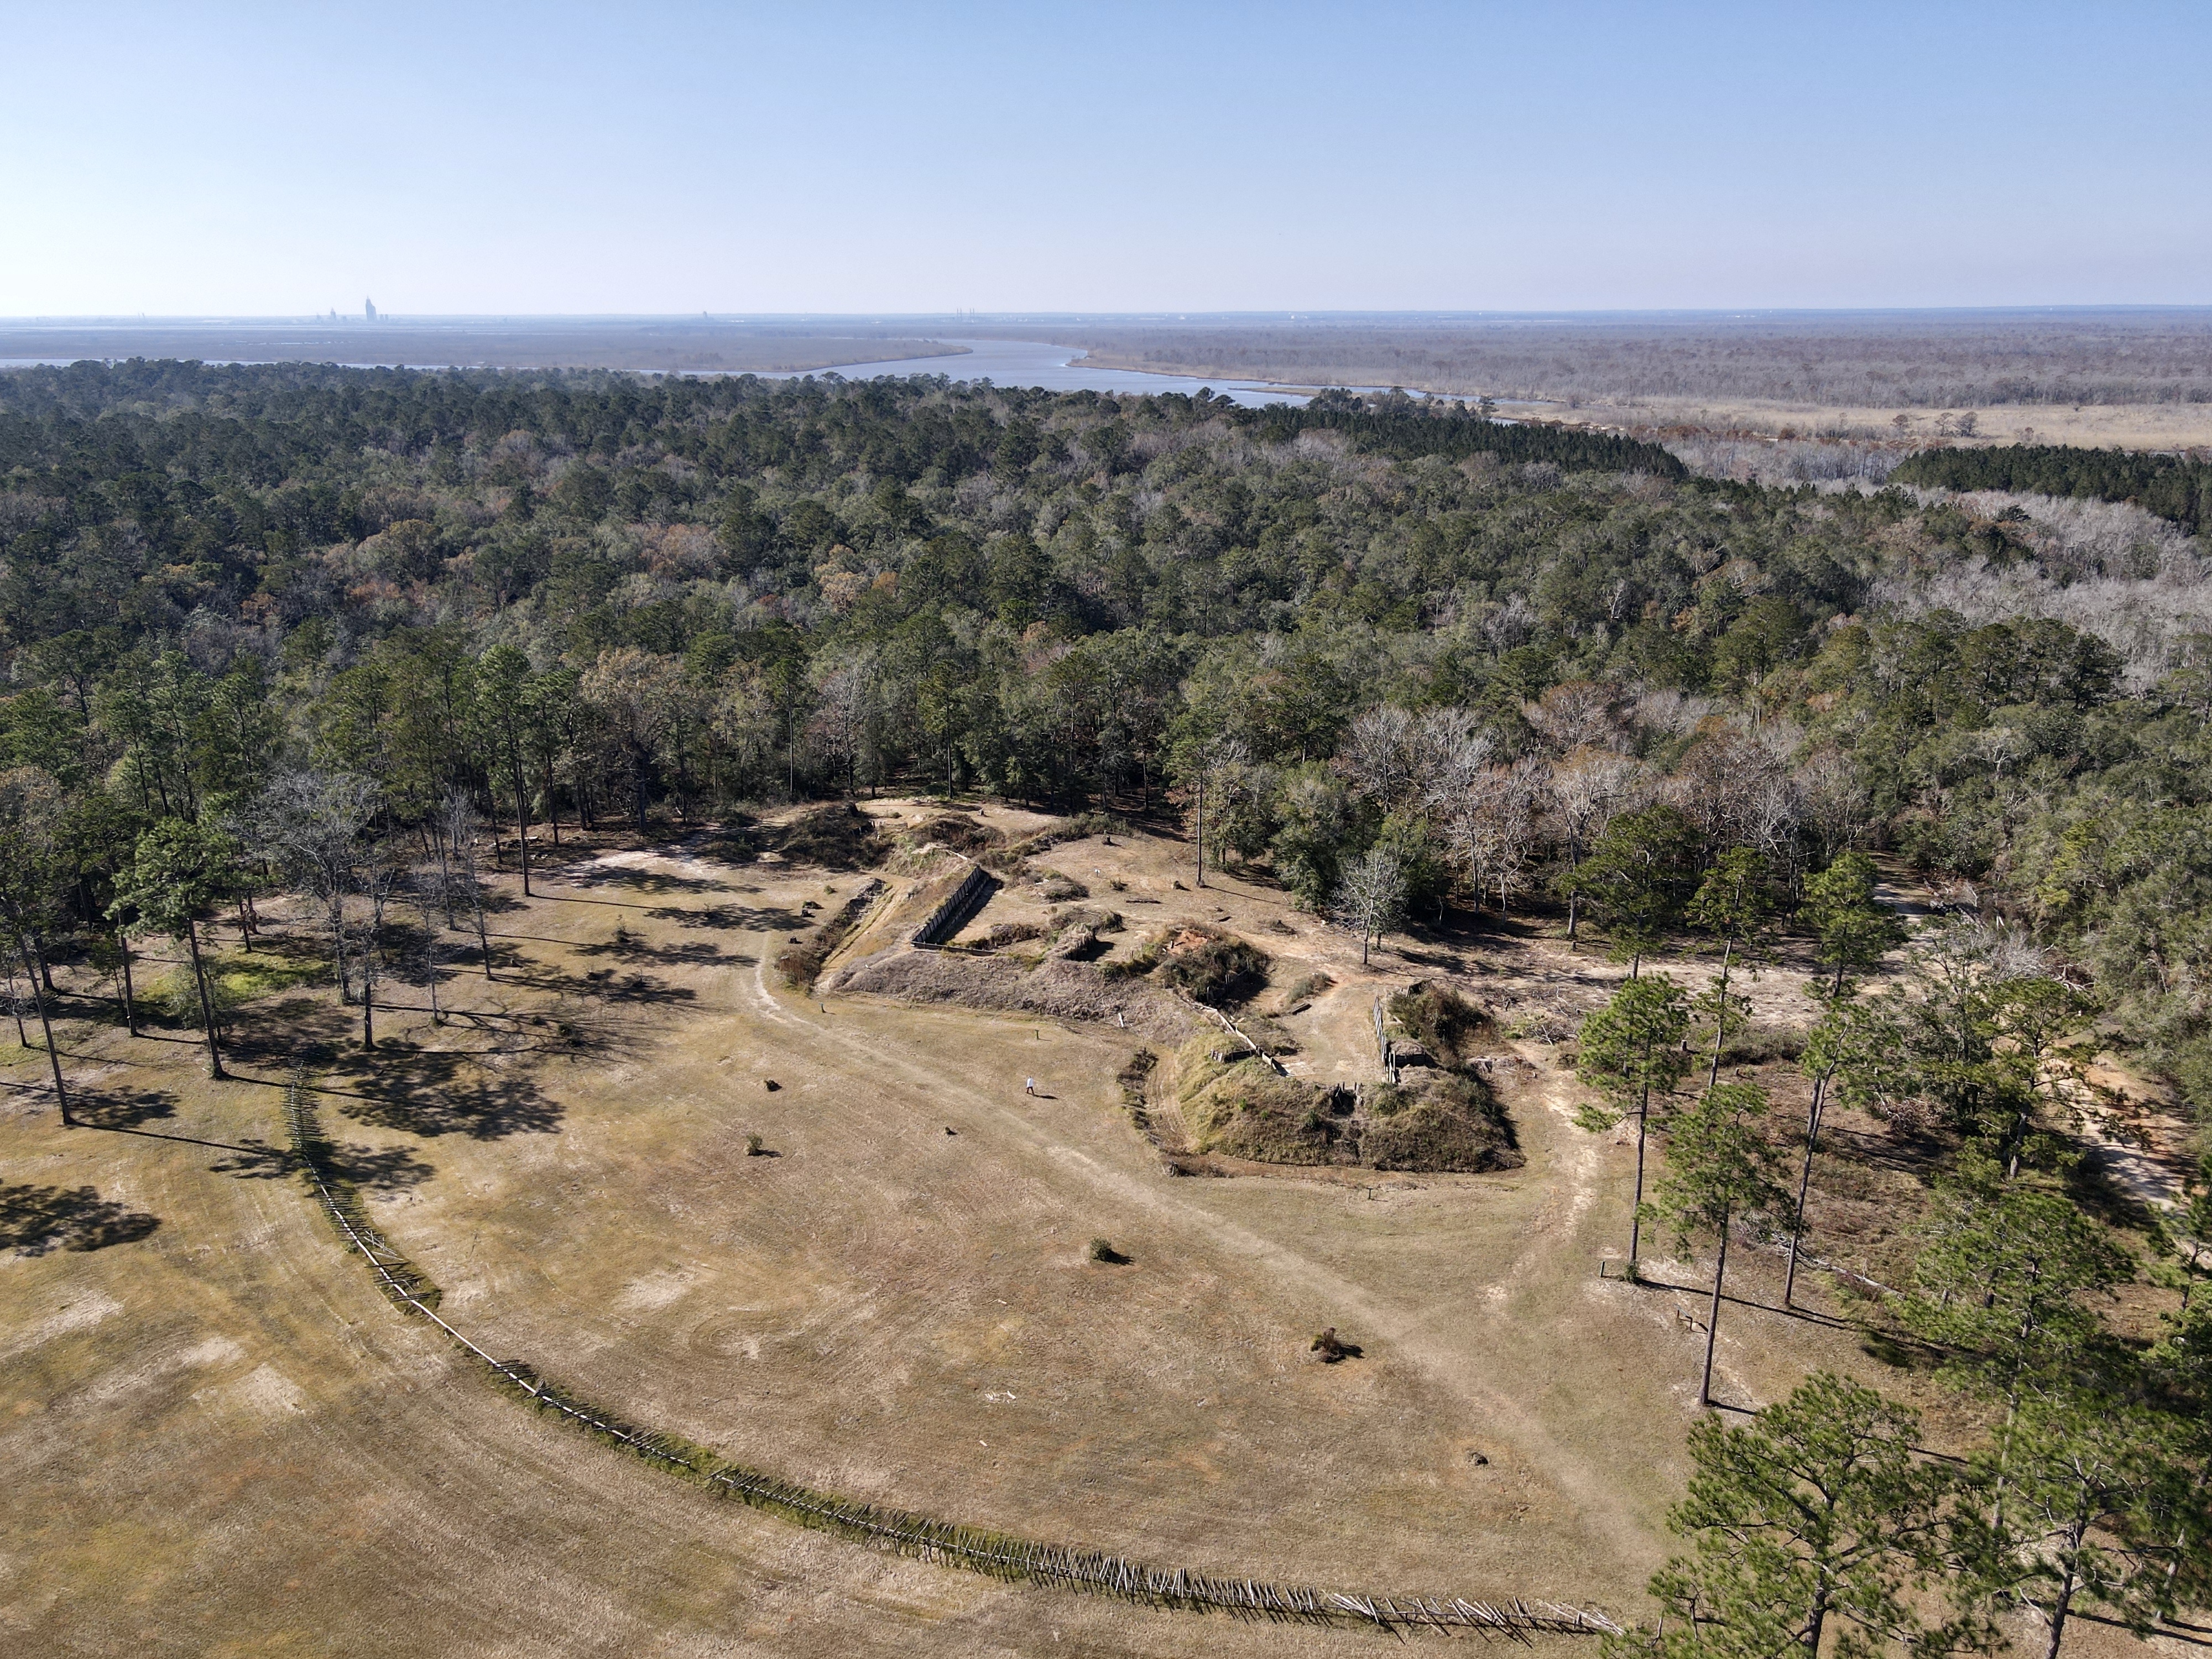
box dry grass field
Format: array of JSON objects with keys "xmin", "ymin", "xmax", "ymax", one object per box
[
  {"xmin": 1566, "ymin": 397, "xmax": 2212, "ymax": 453},
  {"xmin": 1055, "ymin": 313, "xmax": 2212, "ymax": 451},
  {"xmin": 0, "ymin": 802, "xmax": 2183, "ymax": 1656}
]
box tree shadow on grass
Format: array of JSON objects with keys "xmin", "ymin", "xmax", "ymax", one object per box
[
  {"xmin": 644, "ymin": 902, "xmax": 804, "ymax": 932},
  {"xmin": 328, "ymin": 1046, "xmax": 565, "ymax": 1141},
  {"xmin": 327, "ymin": 1140, "xmax": 437, "ymax": 1191},
  {"xmin": 1, "ymin": 1182, "xmax": 160, "ymax": 1255},
  {"xmin": 498, "ymin": 957, "xmax": 701, "ymax": 1009},
  {"xmin": 567, "ymin": 865, "xmax": 721, "ymax": 896},
  {"xmin": 222, "ymin": 994, "xmax": 356, "ymax": 1070},
  {"xmin": 73, "ymin": 1087, "xmax": 180, "ymax": 1131},
  {"xmin": 205, "ymin": 1139, "xmax": 302, "ymax": 1180},
  {"xmin": 578, "ymin": 931, "xmax": 753, "ymax": 969}
]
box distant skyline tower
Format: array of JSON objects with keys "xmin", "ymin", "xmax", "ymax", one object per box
[{"xmin": 364, "ymin": 296, "xmax": 377, "ymax": 322}]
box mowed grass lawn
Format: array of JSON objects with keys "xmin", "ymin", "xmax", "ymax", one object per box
[{"xmin": 0, "ymin": 813, "xmax": 2019, "ymax": 1657}]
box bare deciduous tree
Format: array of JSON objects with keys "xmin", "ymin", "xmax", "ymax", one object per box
[
  {"xmin": 1548, "ymin": 747, "xmax": 1644, "ymax": 946},
  {"xmin": 1338, "ymin": 705, "xmax": 1416, "ymax": 806},
  {"xmin": 441, "ymin": 789, "xmax": 495, "ymax": 982},
  {"xmin": 1448, "ymin": 759, "xmax": 1550, "ymax": 917},
  {"xmin": 1524, "ymin": 679, "xmax": 1629, "ymax": 757},
  {"xmin": 255, "ymin": 769, "xmax": 380, "ymax": 1005},
  {"xmin": 1333, "ymin": 845, "xmax": 1407, "ymax": 965}
]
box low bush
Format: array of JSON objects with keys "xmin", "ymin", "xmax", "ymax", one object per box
[
  {"xmin": 1047, "ymin": 905, "xmax": 1121, "ymax": 937},
  {"xmin": 909, "ymin": 812, "xmax": 1003, "ymax": 855},
  {"xmin": 1151, "ymin": 926, "xmax": 1270, "ymax": 1007},
  {"xmin": 1717, "ymin": 1021, "xmax": 1807, "ymax": 1065},
  {"xmin": 1177, "ymin": 1035, "xmax": 1339, "ymax": 1163},
  {"xmin": 768, "ymin": 802, "xmax": 887, "ymax": 870},
  {"xmin": 145, "ymin": 948, "xmax": 324, "ymax": 1020},
  {"xmin": 1387, "ymin": 982, "xmax": 1494, "ymax": 1069},
  {"xmin": 1360, "ymin": 1074, "xmax": 1522, "ymax": 1173},
  {"xmin": 1311, "ymin": 1327, "xmax": 1362, "ymax": 1362}
]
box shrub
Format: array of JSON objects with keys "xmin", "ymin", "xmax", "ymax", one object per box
[
  {"xmin": 769, "ymin": 802, "xmax": 888, "ymax": 870},
  {"xmin": 1311, "ymin": 1327, "xmax": 1361, "ymax": 1361},
  {"xmin": 145, "ymin": 950, "xmax": 324, "ymax": 1020},
  {"xmin": 1151, "ymin": 926, "xmax": 1270, "ymax": 1006},
  {"xmin": 1718, "ymin": 1021, "xmax": 1808, "ymax": 1065},
  {"xmin": 1088, "ymin": 1237, "xmax": 1129, "ymax": 1264},
  {"xmin": 1387, "ymin": 982, "xmax": 1493, "ymax": 1070},
  {"xmin": 1047, "ymin": 905, "xmax": 1121, "ymax": 937},
  {"xmin": 1361, "ymin": 1074, "xmax": 1522, "ymax": 1173},
  {"xmin": 908, "ymin": 812, "xmax": 1003, "ymax": 855}
]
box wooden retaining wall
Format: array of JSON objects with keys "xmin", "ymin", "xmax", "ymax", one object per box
[{"xmin": 910, "ymin": 862, "xmax": 999, "ymax": 948}]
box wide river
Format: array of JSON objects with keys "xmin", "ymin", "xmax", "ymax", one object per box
[{"xmin": 758, "ymin": 337, "xmax": 1312, "ymax": 408}]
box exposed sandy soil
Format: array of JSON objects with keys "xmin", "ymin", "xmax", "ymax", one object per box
[{"xmin": 0, "ymin": 800, "xmax": 2186, "ymax": 1657}]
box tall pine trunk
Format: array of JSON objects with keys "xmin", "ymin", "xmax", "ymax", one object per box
[
  {"xmin": 118, "ymin": 932, "xmax": 138, "ymax": 1037},
  {"xmin": 18, "ymin": 930, "xmax": 70, "ymax": 1124},
  {"xmin": 1699, "ymin": 1212, "xmax": 1731, "ymax": 1407},
  {"xmin": 1705, "ymin": 938, "xmax": 1734, "ymax": 1090},
  {"xmin": 509, "ymin": 739, "xmax": 534, "ymax": 896},
  {"xmin": 1783, "ymin": 1071, "xmax": 1830, "ymax": 1307},
  {"xmin": 1628, "ymin": 1048, "xmax": 1652, "ymax": 1270},
  {"xmin": 182, "ymin": 918, "xmax": 225, "ymax": 1079}
]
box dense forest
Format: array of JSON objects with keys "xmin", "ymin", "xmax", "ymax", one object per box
[
  {"xmin": 1047, "ymin": 311, "xmax": 2212, "ymax": 410},
  {"xmin": 1894, "ymin": 442, "xmax": 2212, "ymax": 533},
  {"xmin": 6, "ymin": 357, "xmax": 2212, "ymax": 1646},
  {"xmin": 0, "ymin": 358, "xmax": 2209, "ymax": 1124}
]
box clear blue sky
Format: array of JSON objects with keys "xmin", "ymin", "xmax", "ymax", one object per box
[{"xmin": 3, "ymin": 0, "xmax": 2206, "ymax": 316}]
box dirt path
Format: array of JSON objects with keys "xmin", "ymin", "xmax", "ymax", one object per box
[
  {"xmin": 11, "ymin": 818, "xmax": 2015, "ymax": 1657},
  {"xmin": 742, "ymin": 950, "xmax": 1661, "ymax": 1568}
]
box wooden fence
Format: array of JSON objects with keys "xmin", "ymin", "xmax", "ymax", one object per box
[{"xmin": 284, "ymin": 1075, "xmax": 1624, "ymax": 1641}]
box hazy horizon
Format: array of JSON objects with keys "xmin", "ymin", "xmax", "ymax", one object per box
[
  {"xmin": 8, "ymin": 306, "xmax": 2212, "ymax": 325},
  {"xmin": 6, "ymin": 2, "xmax": 2208, "ymax": 316}
]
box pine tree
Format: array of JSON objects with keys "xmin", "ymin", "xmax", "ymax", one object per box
[
  {"xmin": 1576, "ymin": 974, "xmax": 1692, "ymax": 1273},
  {"xmin": 1897, "ymin": 1180, "xmax": 2132, "ymax": 1410},
  {"xmin": 1799, "ymin": 852, "xmax": 1905, "ymax": 997},
  {"xmin": 1969, "ymin": 1389, "xmax": 2206, "ymax": 1658},
  {"xmin": 1557, "ymin": 805, "xmax": 1696, "ymax": 974},
  {"xmin": 1650, "ymin": 1082, "xmax": 1789, "ymax": 1407},
  {"xmin": 111, "ymin": 817, "xmax": 241, "ymax": 1080},
  {"xmin": 1614, "ymin": 1372, "xmax": 1980, "ymax": 1659},
  {"xmin": 1686, "ymin": 849, "xmax": 1776, "ymax": 1089}
]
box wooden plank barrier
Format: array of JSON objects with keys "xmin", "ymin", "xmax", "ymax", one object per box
[{"xmin": 910, "ymin": 862, "xmax": 999, "ymax": 948}]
